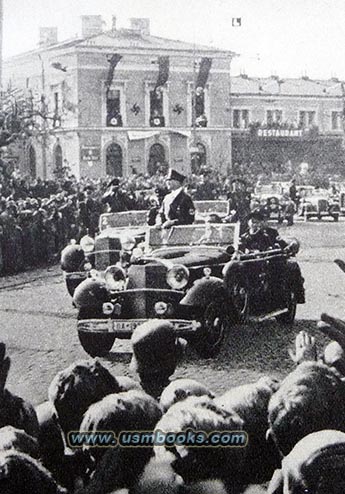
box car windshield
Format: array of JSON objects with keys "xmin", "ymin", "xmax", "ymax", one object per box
[
  {"xmin": 194, "ymin": 201, "xmax": 229, "ymax": 214},
  {"xmin": 145, "ymin": 223, "xmax": 240, "ymax": 250},
  {"xmin": 255, "ymin": 184, "xmax": 282, "ymax": 195},
  {"xmin": 99, "ymin": 211, "xmax": 148, "ymax": 231}
]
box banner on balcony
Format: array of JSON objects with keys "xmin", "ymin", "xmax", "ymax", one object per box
[
  {"xmin": 196, "ymin": 57, "xmax": 212, "ymax": 90},
  {"xmin": 154, "ymin": 56, "xmax": 170, "ymax": 90},
  {"xmin": 105, "ymin": 54, "xmax": 123, "ymax": 90}
]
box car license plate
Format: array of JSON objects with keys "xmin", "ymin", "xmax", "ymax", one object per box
[{"xmin": 113, "ymin": 320, "xmax": 141, "ymax": 333}]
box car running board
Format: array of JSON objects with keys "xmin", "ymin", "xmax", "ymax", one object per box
[{"xmin": 249, "ymin": 308, "xmax": 289, "ymax": 323}]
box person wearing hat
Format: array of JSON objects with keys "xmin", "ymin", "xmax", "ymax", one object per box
[
  {"xmin": 225, "ymin": 178, "xmax": 251, "ymax": 234},
  {"xmin": 240, "ymin": 210, "xmax": 288, "ymax": 252},
  {"xmin": 239, "ymin": 209, "xmax": 305, "ymax": 305},
  {"xmin": 130, "ymin": 320, "xmax": 186, "ymax": 398},
  {"xmin": 155, "ymin": 169, "xmax": 195, "ymax": 229},
  {"xmin": 101, "ymin": 177, "xmax": 130, "ymax": 213}
]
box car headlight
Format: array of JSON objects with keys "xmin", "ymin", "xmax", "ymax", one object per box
[
  {"xmin": 80, "ymin": 234, "xmax": 95, "ymax": 253},
  {"xmin": 120, "ymin": 235, "xmax": 136, "ymax": 251},
  {"xmin": 166, "ymin": 265, "xmax": 189, "ymax": 289},
  {"xmin": 104, "ymin": 265, "xmax": 126, "ymax": 291}
]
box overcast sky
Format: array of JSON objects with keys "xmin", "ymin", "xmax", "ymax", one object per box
[{"xmin": 3, "ymin": 0, "xmax": 345, "ymax": 79}]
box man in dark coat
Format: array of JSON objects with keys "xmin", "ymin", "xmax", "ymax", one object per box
[
  {"xmin": 240, "ymin": 210, "xmax": 305, "ymax": 303},
  {"xmin": 101, "ymin": 178, "xmax": 130, "ymax": 213},
  {"xmin": 240, "ymin": 210, "xmax": 288, "ymax": 252},
  {"xmin": 156, "ymin": 169, "xmax": 195, "ymax": 228},
  {"xmin": 226, "ymin": 178, "xmax": 251, "ymax": 234}
]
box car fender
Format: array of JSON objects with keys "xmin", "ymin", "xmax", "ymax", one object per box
[{"xmin": 180, "ymin": 276, "xmax": 225, "ymax": 307}]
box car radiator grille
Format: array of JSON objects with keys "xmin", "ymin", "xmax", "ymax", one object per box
[{"xmin": 95, "ymin": 237, "xmax": 122, "ymax": 270}]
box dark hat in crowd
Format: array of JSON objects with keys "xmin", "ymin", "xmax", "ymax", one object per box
[
  {"xmin": 246, "ymin": 210, "xmax": 265, "ymax": 222},
  {"xmin": 130, "ymin": 320, "xmax": 185, "ymax": 376},
  {"xmin": 166, "ymin": 169, "xmax": 186, "ymax": 184},
  {"xmin": 84, "ymin": 185, "xmax": 94, "ymax": 192},
  {"xmin": 108, "ymin": 177, "xmax": 120, "ymax": 188}
]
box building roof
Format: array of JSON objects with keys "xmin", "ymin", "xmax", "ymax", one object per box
[
  {"xmin": 231, "ymin": 75, "xmax": 343, "ymax": 97},
  {"xmin": 5, "ymin": 28, "xmax": 234, "ymax": 61}
]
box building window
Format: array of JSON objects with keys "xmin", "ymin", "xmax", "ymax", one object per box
[
  {"xmin": 266, "ymin": 109, "xmax": 283, "ymax": 125},
  {"xmin": 299, "ymin": 110, "xmax": 316, "ymax": 129},
  {"xmin": 106, "ymin": 89, "xmax": 123, "ymax": 127},
  {"xmin": 332, "ymin": 111, "xmax": 342, "ymax": 130},
  {"xmin": 187, "ymin": 83, "xmax": 210, "ymax": 128},
  {"xmin": 233, "ymin": 109, "xmax": 249, "ymax": 129},
  {"xmin": 149, "ymin": 87, "xmax": 165, "ymax": 127}
]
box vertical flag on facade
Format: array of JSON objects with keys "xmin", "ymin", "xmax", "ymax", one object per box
[
  {"xmin": 195, "ymin": 57, "xmax": 212, "ymax": 90},
  {"xmin": 154, "ymin": 56, "xmax": 170, "ymax": 90},
  {"xmin": 105, "ymin": 54, "xmax": 123, "ymax": 90}
]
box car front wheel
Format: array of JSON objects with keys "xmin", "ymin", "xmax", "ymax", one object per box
[
  {"xmin": 275, "ymin": 289, "xmax": 297, "ymax": 325},
  {"xmin": 194, "ymin": 301, "xmax": 227, "ymax": 358}
]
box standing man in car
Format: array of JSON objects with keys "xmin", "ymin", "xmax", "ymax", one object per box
[
  {"xmin": 225, "ymin": 177, "xmax": 251, "ymax": 234},
  {"xmin": 155, "ymin": 169, "xmax": 195, "ymax": 229}
]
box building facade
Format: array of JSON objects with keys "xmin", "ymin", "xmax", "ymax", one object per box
[
  {"xmin": 230, "ymin": 75, "xmax": 345, "ymax": 175},
  {"xmin": 3, "ymin": 17, "xmax": 233, "ymax": 179}
]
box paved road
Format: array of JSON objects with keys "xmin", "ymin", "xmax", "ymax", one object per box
[{"xmin": 1, "ymin": 219, "xmax": 345, "ymax": 406}]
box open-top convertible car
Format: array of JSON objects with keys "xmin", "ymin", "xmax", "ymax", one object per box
[
  {"xmin": 297, "ymin": 189, "xmax": 340, "ymax": 221},
  {"xmin": 253, "ymin": 184, "xmax": 295, "ymax": 224},
  {"xmin": 194, "ymin": 200, "xmax": 229, "ymax": 222},
  {"xmin": 72, "ymin": 222, "xmax": 305, "ymax": 358},
  {"xmin": 61, "ymin": 210, "xmax": 149, "ymax": 296}
]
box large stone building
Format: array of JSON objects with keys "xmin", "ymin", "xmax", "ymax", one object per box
[
  {"xmin": 230, "ymin": 75, "xmax": 345, "ymax": 175},
  {"xmin": 3, "ymin": 16, "xmax": 234, "ymax": 179}
]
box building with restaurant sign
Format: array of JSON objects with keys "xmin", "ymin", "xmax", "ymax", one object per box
[
  {"xmin": 2, "ymin": 16, "xmax": 234, "ymax": 179},
  {"xmin": 230, "ymin": 74, "xmax": 345, "ymax": 176}
]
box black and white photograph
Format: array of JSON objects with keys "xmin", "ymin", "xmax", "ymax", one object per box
[{"xmin": 1, "ymin": 0, "xmax": 345, "ymax": 492}]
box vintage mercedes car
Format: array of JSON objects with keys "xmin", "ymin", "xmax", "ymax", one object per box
[
  {"xmin": 61, "ymin": 210, "xmax": 148, "ymax": 296},
  {"xmin": 253, "ymin": 184, "xmax": 295, "ymax": 224},
  {"xmin": 297, "ymin": 190, "xmax": 340, "ymax": 221},
  {"xmin": 194, "ymin": 200, "xmax": 229, "ymax": 223},
  {"xmin": 61, "ymin": 202, "xmax": 231, "ymax": 296},
  {"xmin": 72, "ymin": 222, "xmax": 305, "ymax": 359}
]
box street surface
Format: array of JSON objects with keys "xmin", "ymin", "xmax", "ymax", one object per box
[{"xmin": 1, "ymin": 219, "xmax": 345, "ymax": 405}]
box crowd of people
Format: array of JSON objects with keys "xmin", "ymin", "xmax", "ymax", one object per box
[
  {"xmin": 0, "ymin": 312, "xmax": 345, "ymax": 492},
  {"xmin": 0, "ymin": 162, "xmax": 247, "ymax": 276}
]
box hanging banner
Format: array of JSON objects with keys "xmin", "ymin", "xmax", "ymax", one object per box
[
  {"xmin": 154, "ymin": 56, "xmax": 170, "ymax": 90},
  {"xmin": 196, "ymin": 57, "xmax": 212, "ymax": 89},
  {"xmin": 105, "ymin": 54, "xmax": 123, "ymax": 90},
  {"xmin": 127, "ymin": 131, "xmax": 160, "ymax": 141}
]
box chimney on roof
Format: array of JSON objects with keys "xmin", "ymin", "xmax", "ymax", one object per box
[
  {"xmin": 129, "ymin": 18, "xmax": 150, "ymax": 36},
  {"xmin": 39, "ymin": 27, "xmax": 58, "ymax": 47},
  {"xmin": 81, "ymin": 15, "xmax": 103, "ymax": 38},
  {"xmin": 111, "ymin": 16, "xmax": 117, "ymax": 32}
]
